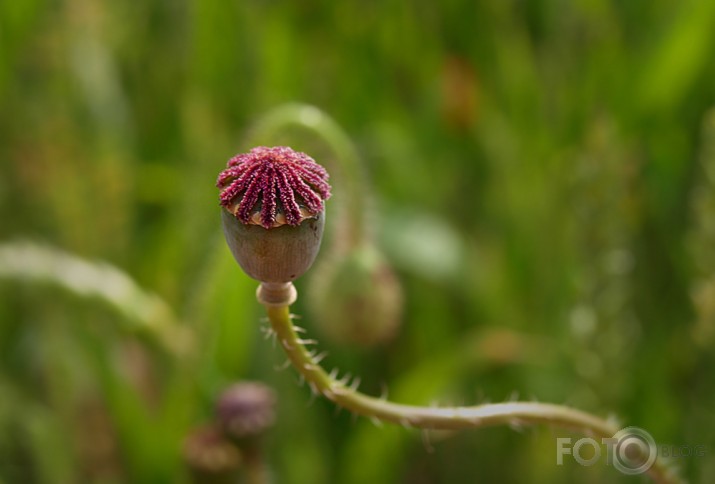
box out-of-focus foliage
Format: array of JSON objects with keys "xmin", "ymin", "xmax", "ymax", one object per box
[{"xmin": 1, "ymin": 0, "xmax": 714, "ymax": 483}]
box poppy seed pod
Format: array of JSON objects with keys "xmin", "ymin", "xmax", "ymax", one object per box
[
  {"xmin": 217, "ymin": 147, "xmax": 331, "ymax": 290},
  {"xmin": 220, "ymin": 209, "xmax": 325, "ymax": 283}
]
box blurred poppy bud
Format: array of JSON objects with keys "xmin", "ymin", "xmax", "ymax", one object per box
[
  {"xmin": 217, "ymin": 147, "xmax": 331, "ymax": 285},
  {"xmin": 309, "ymin": 243, "xmax": 403, "ymax": 346},
  {"xmin": 215, "ymin": 381, "xmax": 277, "ymax": 443},
  {"xmin": 183, "ymin": 424, "xmax": 241, "ymax": 484}
]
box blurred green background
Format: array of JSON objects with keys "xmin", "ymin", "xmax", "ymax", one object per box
[{"xmin": 2, "ymin": 0, "xmax": 715, "ymax": 483}]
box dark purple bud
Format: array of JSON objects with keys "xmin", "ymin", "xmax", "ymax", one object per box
[
  {"xmin": 217, "ymin": 147, "xmax": 331, "ymax": 284},
  {"xmin": 215, "ymin": 382, "xmax": 277, "ymax": 441}
]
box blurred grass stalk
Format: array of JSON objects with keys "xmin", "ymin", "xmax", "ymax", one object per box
[{"xmin": 0, "ymin": 241, "xmax": 188, "ymax": 355}]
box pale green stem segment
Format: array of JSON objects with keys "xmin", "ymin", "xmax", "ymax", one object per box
[
  {"xmin": 265, "ymin": 302, "xmax": 681, "ymax": 484},
  {"xmin": 247, "ymin": 103, "xmax": 367, "ymax": 248}
]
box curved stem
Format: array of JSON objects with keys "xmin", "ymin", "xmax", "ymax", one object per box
[
  {"xmin": 246, "ymin": 103, "xmax": 368, "ymax": 248},
  {"xmin": 265, "ymin": 302, "xmax": 681, "ymax": 484}
]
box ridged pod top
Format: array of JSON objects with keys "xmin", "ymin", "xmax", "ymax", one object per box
[{"xmin": 217, "ymin": 146, "xmax": 331, "ymax": 229}]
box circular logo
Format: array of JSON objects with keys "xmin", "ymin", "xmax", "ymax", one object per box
[{"xmin": 610, "ymin": 426, "xmax": 657, "ymax": 475}]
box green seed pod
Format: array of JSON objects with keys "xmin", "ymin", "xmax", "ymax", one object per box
[
  {"xmin": 309, "ymin": 243, "xmax": 403, "ymax": 346},
  {"xmin": 221, "ymin": 208, "xmax": 325, "ymax": 283}
]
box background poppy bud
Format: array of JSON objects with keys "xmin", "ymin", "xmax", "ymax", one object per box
[
  {"xmin": 217, "ymin": 147, "xmax": 331, "ymax": 284},
  {"xmin": 215, "ymin": 381, "xmax": 277, "ymax": 443},
  {"xmin": 308, "ymin": 243, "xmax": 403, "ymax": 347}
]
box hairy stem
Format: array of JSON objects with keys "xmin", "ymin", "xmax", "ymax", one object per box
[{"xmin": 265, "ymin": 302, "xmax": 680, "ymax": 484}]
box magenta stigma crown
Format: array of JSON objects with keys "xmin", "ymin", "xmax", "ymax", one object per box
[{"xmin": 217, "ymin": 146, "xmax": 332, "ymax": 229}]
